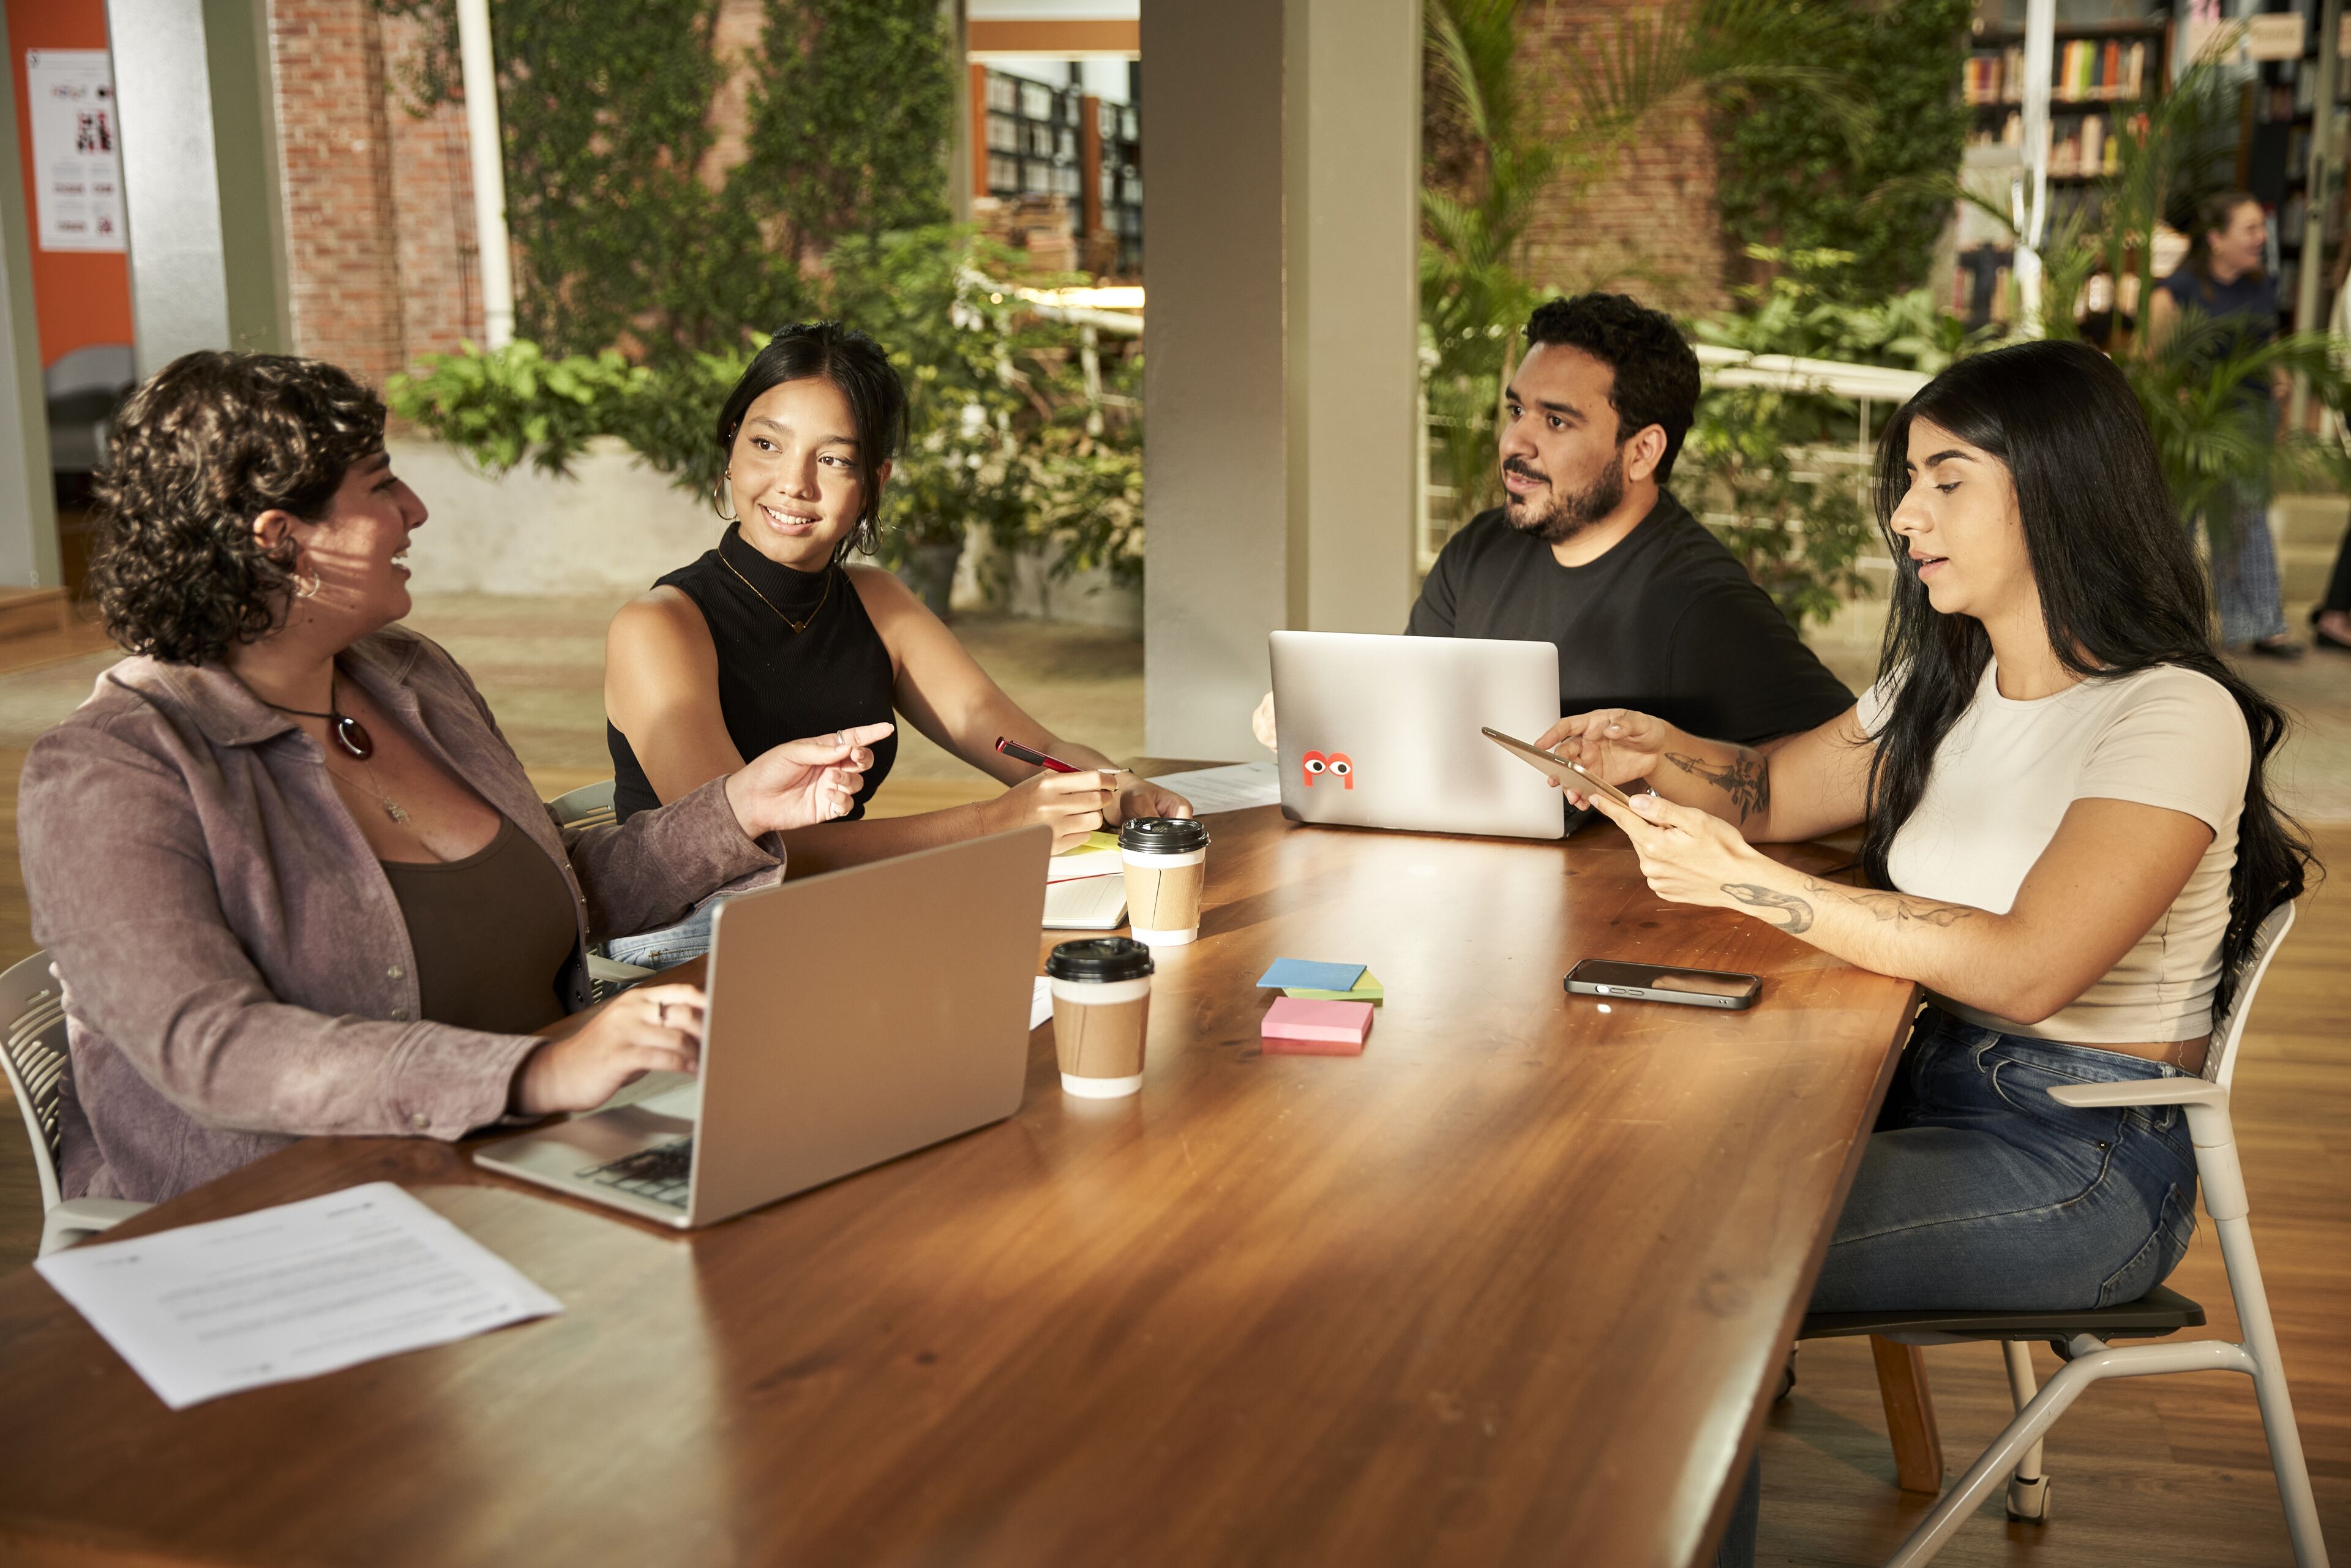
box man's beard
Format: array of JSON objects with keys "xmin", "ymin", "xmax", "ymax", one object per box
[{"xmin": 1502, "ymin": 451, "xmax": 1625, "ymax": 546}]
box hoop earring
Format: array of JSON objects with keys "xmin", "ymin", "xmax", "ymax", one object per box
[
  {"xmin": 292, "ymin": 568, "xmax": 321, "ymax": 600},
  {"xmin": 711, "ymin": 471, "xmax": 739, "ymax": 525}
]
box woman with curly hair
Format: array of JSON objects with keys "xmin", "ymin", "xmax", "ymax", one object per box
[{"xmin": 18, "ymin": 351, "xmax": 890, "ymax": 1204}]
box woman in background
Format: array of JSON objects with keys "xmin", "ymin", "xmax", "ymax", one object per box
[{"xmin": 2147, "ymin": 190, "xmax": 2301, "ymax": 658}]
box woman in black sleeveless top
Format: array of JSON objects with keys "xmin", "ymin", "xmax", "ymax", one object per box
[{"xmin": 604, "ymin": 323, "xmax": 1191, "ymax": 962}]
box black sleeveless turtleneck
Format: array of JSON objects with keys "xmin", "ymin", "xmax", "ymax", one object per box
[{"xmin": 609, "ymin": 527, "xmax": 899, "ymax": 822}]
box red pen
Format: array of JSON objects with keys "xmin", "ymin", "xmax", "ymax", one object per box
[{"xmin": 996, "ymin": 737, "xmax": 1084, "ymax": 773}]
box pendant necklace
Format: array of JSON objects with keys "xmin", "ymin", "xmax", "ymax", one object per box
[
  {"xmin": 261, "ymin": 680, "xmax": 410, "ymax": 823},
  {"xmin": 260, "ymin": 678, "xmax": 377, "ymax": 761}
]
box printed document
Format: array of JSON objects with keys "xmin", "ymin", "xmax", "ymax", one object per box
[
  {"xmin": 1141, "ymin": 761, "xmax": 1281, "ymax": 814},
  {"xmin": 36, "ymin": 1182, "xmax": 562, "ymax": 1409}
]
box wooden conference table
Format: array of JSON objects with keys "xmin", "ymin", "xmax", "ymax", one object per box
[{"xmin": 0, "ymin": 803, "xmax": 1919, "ymax": 1568}]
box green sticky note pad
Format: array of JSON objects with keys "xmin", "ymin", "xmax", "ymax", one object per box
[{"xmin": 1284, "ymin": 970, "xmax": 1384, "ymax": 1005}]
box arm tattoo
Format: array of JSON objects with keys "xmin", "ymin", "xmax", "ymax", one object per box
[
  {"xmin": 1720, "ymin": 879, "xmax": 1978, "ymax": 936},
  {"xmin": 1721, "ymin": 883, "xmax": 1813, "ymax": 932},
  {"xmin": 1663, "ymin": 749, "xmax": 1771, "ymax": 823},
  {"xmin": 1802, "ymin": 879, "xmax": 1976, "ymax": 927}
]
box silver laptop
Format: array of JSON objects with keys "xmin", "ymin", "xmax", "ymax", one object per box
[
  {"xmin": 475, "ymin": 825, "xmax": 1051, "ymax": 1229},
  {"xmin": 1270, "ymin": 629, "xmax": 1564, "ymax": 840}
]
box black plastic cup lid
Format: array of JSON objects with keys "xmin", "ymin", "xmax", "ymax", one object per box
[
  {"xmin": 1119, "ymin": 816, "xmax": 1210, "ymax": 853},
  {"xmin": 1046, "ymin": 936, "xmax": 1156, "ymax": 983}
]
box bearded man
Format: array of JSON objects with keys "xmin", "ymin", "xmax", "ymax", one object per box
[{"xmin": 1406, "ymin": 291, "xmax": 1850, "ymax": 749}]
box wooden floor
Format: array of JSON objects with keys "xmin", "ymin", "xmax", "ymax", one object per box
[{"xmin": 0, "ymin": 797, "xmax": 2341, "ymax": 1566}]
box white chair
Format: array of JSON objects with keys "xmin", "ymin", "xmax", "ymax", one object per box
[
  {"xmin": 1802, "ymin": 902, "xmax": 2328, "ymax": 1567},
  {"xmin": 546, "ymin": 779, "xmax": 656, "ymax": 998},
  {"xmin": 0, "ymin": 950, "xmax": 150, "ymax": 1256}
]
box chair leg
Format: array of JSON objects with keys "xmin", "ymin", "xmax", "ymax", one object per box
[
  {"xmin": 1869, "ymin": 1335, "xmax": 1943, "ymax": 1495},
  {"xmin": 2215, "ymin": 1217, "xmax": 2333, "ymax": 1568},
  {"xmin": 1999, "ymin": 1340, "xmax": 2050, "ymax": 1523},
  {"xmin": 1890, "ymin": 1335, "xmax": 2260, "ymax": 1568}
]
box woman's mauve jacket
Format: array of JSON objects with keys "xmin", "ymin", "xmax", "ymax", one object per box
[{"xmin": 18, "ymin": 626, "xmax": 782, "ymax": 1204}]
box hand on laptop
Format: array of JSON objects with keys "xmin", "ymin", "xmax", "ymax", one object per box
[
  {"xmin": 990, "ymin": 768, "xmax": 1115, "ymax": 851},
  {"xmin": 512, "ymin": 983, "xmax": 705, "ymax": 1115},
  {"xmin": 726, "ymin": 722, "xmax": 896, "ymax": 837},
  {"xmin": 1532, "ymin": 708, "xmax": 1669, "ymax": 808},
  {"xmin": 1250, "ymin": 691, "xmax": 1278, "ymax": 752}
]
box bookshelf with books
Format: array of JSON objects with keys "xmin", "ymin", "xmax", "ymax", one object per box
[
  {"xmin": 2248, "ymin": 12, "xmax": 2349, "ymax": 328},
  {"xmin": 1953, "ymin": 16, "xmax": 2168, "ymax": 328}
]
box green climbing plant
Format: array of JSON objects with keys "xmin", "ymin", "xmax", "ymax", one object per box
[
  {"xmin": 744, "ymin": 0, "xmax": 958, "ymax": 261},
  {"xmin": 371, "ymin": 0, "xmax": 955, "ymax": 362},
  {"xmin": 1709, "ymin": 0, "xmax": 1972, "ymax": 301}
]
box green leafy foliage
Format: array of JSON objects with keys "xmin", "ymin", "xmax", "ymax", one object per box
[
  {"xmin": 1685, "ymin": 249, "xmax": 1980, "ymax": 628},
  {"xmin": 745, "ymin": 0, "xmax": 957, "ymax": 257},
  {"xmin": 385, "ymin": 340, "xmax": 649, "ymax": 476},
  {"xmin": 373, "ymin": 0, "xmax": 954, "ymax": 364},
  {"xmin": 1710, "ymin": 0, "xmax": 1972, "ymax": 301}
]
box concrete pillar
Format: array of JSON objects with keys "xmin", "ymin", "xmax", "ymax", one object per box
[
  {"xmin": 106, "ymin": 0, "xmax": 290, "ymax": 377},
  {"xmin": 0, "ymin": 3, "xmax": 62, "ymax": 589},
  {"xmin": 1141, "ymin": 0, "xmax": 1420, "ymax": 760}
]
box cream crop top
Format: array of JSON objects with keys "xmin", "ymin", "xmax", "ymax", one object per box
[{"xmin": 1856, "ymin": 661, "xmax": 2249, "ymax": 1044}]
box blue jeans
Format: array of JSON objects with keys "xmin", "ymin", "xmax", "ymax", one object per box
[
  {"xmin": 1715, "ymin": 1007, "xmax": 2199, "ymax": 1566},
  {"xmin": 2207, "ymin": 477, "xmax": 2287, "ymax": 647},
  {"xmin": 604, "ymin": 897, "xmax": 724, "ymax": 970}
]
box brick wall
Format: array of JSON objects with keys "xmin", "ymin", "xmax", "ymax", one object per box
[
  {"xmin": 1515, "ymin": 0, "xmax": 1728, "ymax": 317},
  {"xmin": 266, "ymin": 0, "xmax": 487, "ymax": 384},
  {"xmin": 380, "ymin": 12, "xmax": 482, "ymax": 364},
  {"xmin": 267, "ymin": 0, "xmax": 408, "ymax": 384}
]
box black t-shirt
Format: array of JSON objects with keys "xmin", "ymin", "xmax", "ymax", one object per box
[{"xmin": 1408, "ymin": 492, "xmax": 1853, "ymax": 746}]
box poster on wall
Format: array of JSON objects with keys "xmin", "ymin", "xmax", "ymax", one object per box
[{"xmin": 25, "ymin": 49, "xmax": 126, "ymax": 253}]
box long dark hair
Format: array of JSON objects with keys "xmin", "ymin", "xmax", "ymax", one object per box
[
  {"xmin": 1864, "ymin": 339, "xmax": 2309, "ymax": 1021},
  {"xmin": 714, "ymin": 321, "xmax": 909, "ymax": 562}
]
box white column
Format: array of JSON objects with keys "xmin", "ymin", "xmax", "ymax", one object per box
[
  {"xmin": 2014, "ymin": 0, "xmax": 2055, "ymax": 335},
  {"xmin": 1141, "ymin": 0, "xmax": 1421, "ymax": 760},
  {"xmin": 0, "ymin": 2, "xmax": 61, "ymax": 588},
  {"xmin": 108, "ymin": 0, "xmax": 234, "ymax": 374},
  {"xmin": 456, "ymin": 0, "xmax": 516, "ymax": 350},
  {"xmin": 2293, "ymin": 0, "xmax": 2342, "ymax": 426}
]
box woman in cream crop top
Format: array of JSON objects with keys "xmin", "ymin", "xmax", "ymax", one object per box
[
  {"xmin": 1524, "ymin": 341, "xmax": 2315, "ymax": 1568},
  {"xmin": 1851, "ymin": 659, "xmax": 2249, "ymax": 1045}
]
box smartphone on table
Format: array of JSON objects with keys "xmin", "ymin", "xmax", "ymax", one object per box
[
  {"xmin": 1564, "ymin": 960, "xmax": 1762, "ymax": 1010},
  {"xmin": 1480, "ymin": 726, "xmax": 1638, "ymax": 808}
]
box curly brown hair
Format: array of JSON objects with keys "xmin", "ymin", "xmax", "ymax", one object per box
[{"xmin": 89, "ymin": 351, "xmax": 386, "ymax": 664}]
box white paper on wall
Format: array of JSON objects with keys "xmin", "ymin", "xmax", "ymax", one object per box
[{"xmin": 25, "ymin": 49, "xmax": 126, "ymax": 253}]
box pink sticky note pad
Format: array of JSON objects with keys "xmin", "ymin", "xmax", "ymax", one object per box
[{"xmin": 1261, "ymin": 996, "xmax": 1374, "ymax": 1055}]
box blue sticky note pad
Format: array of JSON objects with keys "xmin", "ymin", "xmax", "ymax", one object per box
[{"xmin": 1257, "ymin": 958, "xmax": 1367, "ymax": 992}]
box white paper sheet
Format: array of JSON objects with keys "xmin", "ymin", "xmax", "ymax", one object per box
[
  {"xmin": 1043, "ymin": 872, "xmax": 1127, "ymax": 929},
  {"xmin": 1142, "ymin": 760, "xmax": 1281, "ymax": 814},
  {"xmin": 1030, "ymin": 975, "xmax": 1055, "ymax": 1029},
  {"xmin": 24, "ymin": 50, "xmax": 126, "ymax": 252},
  {"xmin": 36, "ymin": 1182, "xmax": 562, "ymax": 1409}
]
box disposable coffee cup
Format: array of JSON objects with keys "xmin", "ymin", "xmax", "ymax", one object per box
[
  {"xmin": 1119, "ymin": 817, "xmax": 1210, "ymax": 947},
  {"xmin": 1046, "ymin": 937, "xmax": 1155, "ymax": 1098}
]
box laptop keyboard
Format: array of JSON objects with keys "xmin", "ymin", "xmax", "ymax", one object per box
[{"xmin": 576, "ymin": 1138, "xmax": 694, "ymax": 1209}]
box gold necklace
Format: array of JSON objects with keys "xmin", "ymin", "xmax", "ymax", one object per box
[
  {"xmin": 720, "ymin": 541, "xmax": 833, "ymax": 634},
  {"xmin": 325, "ymin": 756, "xmax": 411, "ymax": 825}
]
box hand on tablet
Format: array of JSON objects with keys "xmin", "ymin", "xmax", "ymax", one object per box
[
  {"xmin": 1584, "ymin": 790, "xmax": 1763, "ymax": 911},
  {"xmin": 1531, "ymin": 708, "xmax": 1670, "ymax": 807}
]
